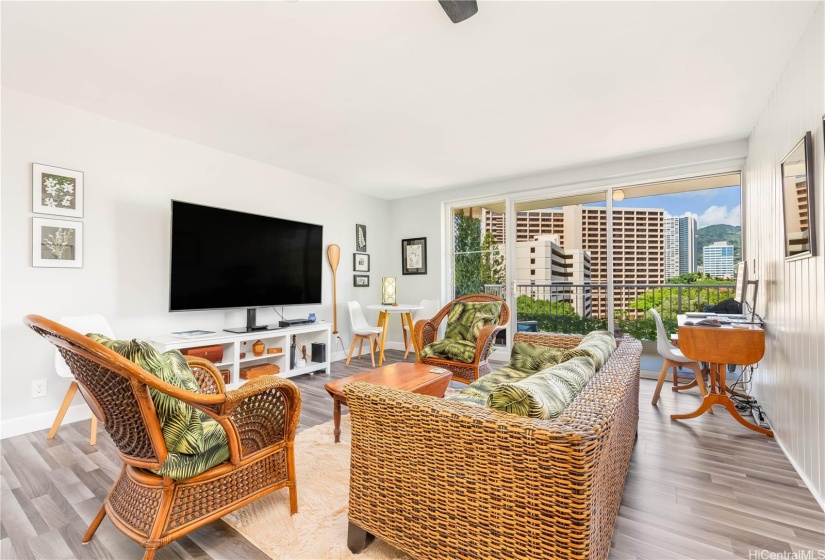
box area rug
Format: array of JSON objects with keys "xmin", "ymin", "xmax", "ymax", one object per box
[{"xmin": 223, "ymin": 415, "xmax": 411, "ymax": 559}]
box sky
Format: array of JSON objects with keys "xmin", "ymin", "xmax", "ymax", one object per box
[{"xmin": 587, "ymin": 185, "xmax": 741, "ymax": 228}]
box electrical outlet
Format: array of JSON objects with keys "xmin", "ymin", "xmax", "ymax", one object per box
[{"xmin": 32, "ymin": 379, "xmax": 47, "ymax": 398}]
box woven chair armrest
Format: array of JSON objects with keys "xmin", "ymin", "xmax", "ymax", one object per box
[
  {"xmin": 413, "ymin": 319, "xmax": 438, "ymax": 349},
  {"xmin": 185, "ymin": 356, "xmax": 226, "ymax": 395},
  {"xmin": 223, "ymin": 377, "xmax": 302, "ymax": 456},
  {"xmin": 473, "ymin": 324, "xmax": 504, "ymax": 362}
]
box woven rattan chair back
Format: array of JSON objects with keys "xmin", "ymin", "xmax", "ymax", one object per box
[
  {"xmin": 24, "ymin": 314, "xmax": 300, "ymax": 560},
  {"xmin": 26, "ymin": 315, "xmax": 171, "ymax": 467},
  {"xmin": 413, "ymin": 293, "xmax": 510, "ymax": 384}
]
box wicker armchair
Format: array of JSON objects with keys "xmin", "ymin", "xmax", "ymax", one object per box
[
  {"xmin": 24, "ymin": 315, "xmax": 301, "ymax": 560},
  {"xmin": 413, "ymin": 293, "xmax": 510, "ymax": 384}
]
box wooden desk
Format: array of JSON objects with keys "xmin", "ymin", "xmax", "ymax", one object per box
[
  {"xmin": 366, "ymin": 304, "xmax": 422, "ymax": 366},
  {"xmin": 674, "ymin": 322, "xmax": 771, "ymax": 436}
]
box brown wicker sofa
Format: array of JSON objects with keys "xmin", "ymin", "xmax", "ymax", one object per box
[{"xmin": 344, "ymin": 331, "xmax": 642, "ymax": 560}]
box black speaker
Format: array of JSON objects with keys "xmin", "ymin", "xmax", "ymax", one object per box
[{"xmin": 311, "ymin": 342, "xmax": 326, "ymax": 363}]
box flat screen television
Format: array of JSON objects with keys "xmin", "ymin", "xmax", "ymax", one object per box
[{"xmin": 170, "ymin": 201, "xmax": 323, "ymax": 332}]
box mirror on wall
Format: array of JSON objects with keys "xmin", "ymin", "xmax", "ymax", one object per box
[{"xmin": 780, "ymin": 131, "xmax": 815, "ymax": 259}]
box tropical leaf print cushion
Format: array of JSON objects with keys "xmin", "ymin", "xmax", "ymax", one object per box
[
  {"xmin": 561, "ymin": 330, "xmax": 616, "ymax": 371},
  {"xmin": 88, "ymin": 335, "xmax": 206, "ymax": 455},
  {"xmin": 155, "ymin": 416, "xmax": 229, "ymax": 480},
  {"xmin": 443, "ymin": 301, "xmax": 502, "ymax": 343},
  {"xmin": 486, "ymin": 356, "xmax": 596, "ymax": 419},
  {"xmin": 507, "ymin": 342, "xmax": 564, "ymax": 374},
  {"xmin": 419, "ymin": 339, "xmax": 477, "ymax": 363},
  {"xmin": 445, "ymin": 365, "xmax": 535, "ymax": 407}
]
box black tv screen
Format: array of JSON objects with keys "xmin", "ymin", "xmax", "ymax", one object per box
[{"xmin": 170, "ymin": 201, "xmax": 323, "ymax": 311}]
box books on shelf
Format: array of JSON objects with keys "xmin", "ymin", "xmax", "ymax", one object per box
[{"xmin": 171, "ymin": 329, "xmax": 216, "ymax": 339}]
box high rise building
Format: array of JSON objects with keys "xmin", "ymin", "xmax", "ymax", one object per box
[
  {"xmin": 479, "ymin": 205, "xmax": 666, "ymax": 318},
  {"xmin": 515, "ymin": 235, "xmax": 592, "ymax": 317},
  {"xmin": 678, "ymin": 215, "xmax": 698, "ymax": 274},
  {"xmin": 483, "ymin": 209, "xmax": 564, "ymax": 245},
  {"xmin": 664, "ymin": 217, "xmax": 681, "ymax": 280},
  {"xmin": 703, "ymin": 241, "xmax": 734, "ymax": 278},
  {"xmin": 562, "ymin": 206, "xmax": 664, "ymax": 317}
]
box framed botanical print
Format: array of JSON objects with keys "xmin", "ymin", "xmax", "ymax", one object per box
[
  {"xmin": 401, "ymin": 237, "xmax": 427, "ymax": 275},
  {"xmin": 33, "ymin": 217, "xmax": 83, "ymax": 268},
  {"xmin": 353, "ymin": 274, "xmax": 370, "ymax": 287},
  {"xmin": 32, "ymin": 163, "xmax": 84, "ymax": 218},
  {"xmin": 355, "ymin": 224, "xmax": 367, "ymax": 252},
  {"xmin": 353, "ymin": 253, "xmax": 370, "ymax": 272}
]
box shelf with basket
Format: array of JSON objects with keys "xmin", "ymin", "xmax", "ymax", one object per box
[{"xmin": 146, "ymin": 322, "xmax": 331, "ymax": 387}]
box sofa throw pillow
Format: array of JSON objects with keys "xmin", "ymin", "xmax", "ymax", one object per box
[
  {"xmin": 507, "ymin": 342, "xmax": 564, "ymax": 374},
  {"xmin": 562, "ymin": 330, "xmax": 616, "ymax": 371},
  {"xmin": 486, "ymin": 356, "xmax": 596, "ymax": 419},
  {"xmin": 419, "ymin": 339, "xmax": 477, "ymax": 363},
  {"xmin": 443, "ymin": 301, "xmax": 502, "ymax": 343},
  {"xmin": 445, "ymin": 365, "xmax": 535, "ymax": 407},
  {"xmin": 87, "ymin": 334, "xmax": 206, "ymax": 455}
]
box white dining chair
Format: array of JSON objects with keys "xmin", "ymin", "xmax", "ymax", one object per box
[
  {"xmin": 51, "ymin": 314, "xmax": 116, "ymax": 444},
  {"xmin": 649, "ymin": 308, "xmax": 709, "ymax": 407},
  {"xmin": 403, "ymin": 299, "xmax": 441, "ymax": 359},
  {"xmin": 346, "ymin": 301, "xmax": 383, "ymax": 366}
]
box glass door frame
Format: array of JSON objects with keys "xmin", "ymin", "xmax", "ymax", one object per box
[
  {"xmin": 442, "ymin": 163, "xmax": 744, "ymax": 347},
  {"xmin": 443, "ymin": 195, "xmax": 517, "ymax": 356}
]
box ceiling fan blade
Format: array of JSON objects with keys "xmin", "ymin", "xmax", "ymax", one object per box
[{"xmin": 438, "ymin": 0, "xmax": 478, "ymax": 24}]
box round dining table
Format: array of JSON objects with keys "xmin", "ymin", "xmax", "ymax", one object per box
[{"xmin": 366, "ymin": 304, "xmax": 423, "ymax": 366}]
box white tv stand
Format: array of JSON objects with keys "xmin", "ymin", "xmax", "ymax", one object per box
[{"xmin": 148, "ymin": 322, "xmax": 332, "ymax": 389}]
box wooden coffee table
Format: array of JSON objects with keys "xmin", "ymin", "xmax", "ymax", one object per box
[{"xmin": 324, "ymin": 362, "xmax": 453, "ymax": 443}]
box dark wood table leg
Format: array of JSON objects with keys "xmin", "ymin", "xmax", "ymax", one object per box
[{"xmin": 333, "ymin": 396, "xmax": 342, "ymax": 443}]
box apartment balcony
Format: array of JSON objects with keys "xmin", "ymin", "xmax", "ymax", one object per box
[{"xmin": 484, "ymin": 282, "xmax": 737, "ymax": 340}]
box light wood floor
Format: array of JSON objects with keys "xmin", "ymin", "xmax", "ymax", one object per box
[{"xmin": 2, "ymin": 350, "xmax": 823, "ymax": 559}]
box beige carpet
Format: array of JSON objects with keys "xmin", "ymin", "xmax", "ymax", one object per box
[{"xmin": 223, "ymin": 415, "xmax": 410, "ymax": 560}]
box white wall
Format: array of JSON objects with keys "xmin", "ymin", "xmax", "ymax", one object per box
[
  {"xmin": 1, "ymin": 87, "xmax": 392, "ymax": 435},
  {"xmin": 742, "ymin": 5, "xmax": 825, "ymax": 508}
]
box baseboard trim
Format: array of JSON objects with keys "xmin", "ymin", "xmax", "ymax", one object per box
[
  {"xmin": 773, "ymin": 428, "xmax": 825, "ymax": 512},
  {"xmin": 1, "ymin": 404, "xmax": 92, "ymax": 440}
]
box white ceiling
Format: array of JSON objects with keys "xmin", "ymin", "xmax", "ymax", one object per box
[{"xmin": 1, "ymin": 1, "xmax": 818, "ymax": 200}]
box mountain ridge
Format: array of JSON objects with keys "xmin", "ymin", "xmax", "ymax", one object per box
[{"xmin": 697, "ymin": 224, "xmax": 741, "ymax": 266}]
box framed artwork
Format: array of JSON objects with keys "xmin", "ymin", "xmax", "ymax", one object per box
[
  {"xmin": 780, "ymin": 131, "xmax": 815, "ymax": 259},
  {"xmin": 401, "ymin": 237, "xmax": 427, "ymax": 275},
  {"xmin": 353, "ymin": 253, "xmax": 370, "ymax": 272},
  {"xmin": 33, "ymin": 217, "xmax": 83, "ymax": 268},
  {"xmin": 356, "ymin": 224, "xmax": 367, "ymax": 252},
  {"xmin": 32, "ymin": 163, "xmax": 84, "ymax": 218},
  {"xmin": 353, "ymin": 274, "xmax": 370, "ymax": 287}
]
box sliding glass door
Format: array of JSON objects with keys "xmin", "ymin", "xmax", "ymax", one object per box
[{"xmin": 444, "ymin": 172, "xmax": 742, "ymax": 353}]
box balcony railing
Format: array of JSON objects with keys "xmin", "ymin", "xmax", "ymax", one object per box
[{"xmin": 484, "ymin": 282, "xmax": 736, "ymax": 339}]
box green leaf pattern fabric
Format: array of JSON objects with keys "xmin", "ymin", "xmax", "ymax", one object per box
[
  {"xmin": 507, "ymin": 342, "xmax": 564, "ymax": 374},
  {"xmin": 445, "ymin": 365, "xmax": 534, "ymax": 407},
  {"xmin": 561, "ymin": 330, "xmax": 616, "ymax": 371},
  {"xmin": 88, "ymin": 334, "xmax": 230, "ymax": 480},
  {"xmin": 443, "ymin": 301, "xmax": 502, "ymax": 343},
  {"xmin": 486, "ymin": 356, "xmax": 596, "ymax": 419},
  {"xmin": 419, "ymin": 339, "xmax": 477, "ymax": 363},
  {"xmin": 155, "ymin": 416, "xmax": 230, "ymax": 479}
]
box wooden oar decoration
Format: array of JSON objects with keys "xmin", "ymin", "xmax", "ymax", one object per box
[{"xmin": 327, "ymin": 244, "xmax": 341, "ymax": 334}]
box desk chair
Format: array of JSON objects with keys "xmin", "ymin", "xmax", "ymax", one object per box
[
  {"xmin": 402, "ymin": 299, "xmax": 440, "ymax": 359},
  {"xmin": 649, "ymin": 309, "xmax": 709, "ymax": 407},
  {"xmin": 346, "ymin": 301, "xmax": 383, "ymax": 366},
  {"xmin": 50, "ymin": 314, "xmax": 116, "ymax": 444}
]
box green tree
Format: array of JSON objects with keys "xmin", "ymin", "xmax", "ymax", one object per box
[
  {"xmin": 453, "ymin": 210, "xmax": 482, "ymax": 296},
  {"xmin": 480, "ymin": 232, "xmax": 505, "ymax": 286}
]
